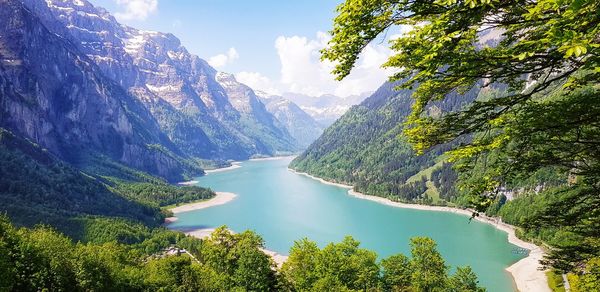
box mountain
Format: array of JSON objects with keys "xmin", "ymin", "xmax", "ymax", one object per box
[
  {"xmin": 0, "ymin": 0, "xmax": 203, "ymax": 181},
  {"xmin": 256, "ymin": 91, "xmax": 323, "ymax": 148},
  {"xmin": 20, "ymin": 0, "xmax": 297, "ymax": 164},
  {"xmin": 290, "ymin": 81, "xmax": 482, "ymax": 204},
  {"xmin": 215, "ymin": 73, "xmax": 297, "ymax": 154},
  {"xmin": 282, "ymin": 92, "xmax": 371, "ymax": 127}
]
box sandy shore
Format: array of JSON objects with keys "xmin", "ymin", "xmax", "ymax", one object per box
[
  {"xmin": 164, "ymin": 217, "xmax": 178, "ymax": 224},
  {"xmin": 205, "ymin": 162, "xmax": 242, "ymax": 174},
  {"xmin": 289, "ymin": 168, "xmax": 550, "ymax": 292},
  {"xmin": 177, "ymin": 180, "xmax": 199, "ymax": 186},
  {"xmin": 169, "ymin": 192, "xmax": 237, "ymax": 214},
  {"xmin": 164, "ymin": 192, "xmax": 288, "ymax": 267},
  {"xmin": 260, "ymin": 248, "xmax": 288, "ymax": 268},
  {"xmin": 289, "ymin": 169, "xmax": 354, "ymax": 189}
]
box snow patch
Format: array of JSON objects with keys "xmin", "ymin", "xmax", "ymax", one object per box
[{"xmin": 146, "ymin": 84, "xmax": 181, "ymax": 92}]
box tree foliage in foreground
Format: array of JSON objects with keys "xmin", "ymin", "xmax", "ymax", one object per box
[
  {"xmin": 323, "ymin": 0, "xmax": 600, "ymax": 272},
  {"xmin": 0, "ymin": 214, "xmax": 487, "ymax": 292},
  {"xmin": 282, "ymin": 236, "xmax": 485, "ymax": 291},
  {"xmin": 0, "ymin": 217, "xmax": 280, "ymax": 291}
]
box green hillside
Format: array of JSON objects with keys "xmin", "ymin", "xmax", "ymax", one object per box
[
  {"xmin": 0, "ymin": 128, "xmax": 214, "ymax": 237},
  {"xmin": 290, "ymin": 82, "xmax": 480, "ymax": 205}
]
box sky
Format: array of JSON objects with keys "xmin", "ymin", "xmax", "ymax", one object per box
[{"xmin": 89, "ymin": 0, "xmax": 403, "ymax": 97}]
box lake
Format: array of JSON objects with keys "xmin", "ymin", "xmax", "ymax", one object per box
[{"xmin": 168, "ymin": 157, "xmax": 524, "ymax": 291}]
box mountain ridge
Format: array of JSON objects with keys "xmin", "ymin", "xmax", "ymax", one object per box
[
  {"xmin": 0, "ymin": 0, "xmax": 312, "ymax": 182},
  {"xmin": 22, "ymin": 0, "xmax": 299, "ymax": 161},
  {"xmin": 257, "ymin": 92, "xmax": 324, "ymax": 148},
  {"xmin": 290, "ymin": 81, "xmax": 480, "ymax": 204}
]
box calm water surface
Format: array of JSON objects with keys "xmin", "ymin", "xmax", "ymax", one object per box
[{"xmin": 169, "ymin": 157, "xmax": 524, "ymax": 291}]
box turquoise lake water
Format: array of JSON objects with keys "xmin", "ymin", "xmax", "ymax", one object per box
[{"xmin": 169, "ymin": 157, "xmax": 525, "ymax": 291}]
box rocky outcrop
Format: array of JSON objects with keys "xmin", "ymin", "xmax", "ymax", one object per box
[
  {"xmin": 0, "ymin": 0, "xmax": 199, "ymax": 181},
  {"xmin": 216, "ymin": 73, "xmax": 296, "ymax": 154}
]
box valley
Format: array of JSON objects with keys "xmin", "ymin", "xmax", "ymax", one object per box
[{"xmin": 0, "ymin": 0, "xmax": 598, "ymax": 291}]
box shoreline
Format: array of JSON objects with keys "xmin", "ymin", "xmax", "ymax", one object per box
[
  {"xmin": 288, "ymin": 168, "xmax": 354, "ymax": 189},
  {"xmin": 289, "ymin": 168, "xmax": 550, "ymax": 292},
  {"xmin": 168, "ymin": 191, "xmax": 237, "ymax": 214},
  {"xmin": 205, "ymin": 162, "xmax": 242, "ymax": 174},
  {"xmin": 249, "ymin": 155, "xmax": 296, "ymax": 161},
  {"xmin": 164, "ymin": 192, "xmax": 288, "ymax": 267},
  {"xmin": 179, "ymin": 156, "xmax": 295, "ymax": 183},
  {"xmin": 177, "ymin": 180, "xmax": 199, "ymax": 186}
]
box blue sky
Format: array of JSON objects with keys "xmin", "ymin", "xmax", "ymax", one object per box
[{"xmin": 89, "ymin": 0, "xmax": 401, "ymax": 97}]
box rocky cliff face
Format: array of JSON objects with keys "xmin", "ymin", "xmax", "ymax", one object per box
[
  {"xmin": 215, "ymin": 73, "xmax": 296, "ymax": 154},
  {"xmin": 257, "ymin": 92, "xmax": 323, "ymax": 149},
  {"xmin": 22, "ymin": 0, "xmax": 297, "ymax": 160},
  {"xmin": 0, "ymin": 0, "xmax": 199, "ymax": 181}
]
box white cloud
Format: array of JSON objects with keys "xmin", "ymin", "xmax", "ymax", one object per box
[
  {"xmin": 236, "ymin": 71, "xmax": 281, "ymax": 95},
  {"xmin": 208, "ymin": 47, "xmax": 239, "ymax": 69},
  {"xmin": 247, "ymin": 32, "xmax": 392, "ymax": 97},
  {"xmin": 114, "ymin": 0, "xmax": 158, "ymax": 21}
]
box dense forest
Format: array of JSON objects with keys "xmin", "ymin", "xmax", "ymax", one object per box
[
  {"xmin": 0, "ymin": 217, "xmax": 488, "ymax": 291},
  {"xmin": 0, "ymin": 128, "xmax": 214, "ymax": 233}
]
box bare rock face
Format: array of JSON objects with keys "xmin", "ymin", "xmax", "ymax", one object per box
[
  {"xmin": 215, "ymin": 72, "xmax": 296, "ymax": 153},
  {"xmin": 257, "ymin": 92, "xmax": 323, "ymax": 149},
  {"xmin": 22, "ymin": 0, "xmax": 298, "ymax": 160},
  {"xmin": 0, "ymin": 0, "xmax": 199, "ymax": 181}
]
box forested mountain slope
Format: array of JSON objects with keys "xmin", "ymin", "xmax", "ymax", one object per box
[
  {"xmin": 290, "ymin": 81, "xmax": 482, "ymax": 204},
  {"xmin": 0, "ymin": 127, "xmax": 214, "ymax": 237}
]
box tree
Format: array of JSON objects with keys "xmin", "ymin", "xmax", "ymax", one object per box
[
  {"xmin": 578, "ymin": 257, "xmax": 600, "ymax": 292},
  {"xmin": 310, "ymin": 275, "xmax": 353, "ymax": 292},
  {"xmin": 323, "ymin": 0, "xmax": 600, "ymax": 272},
  {"xmin": 448, "ymin": 266, "xmax": 486, "ymax": 292},
  {"xmin": 409, "ymin": 237, "xmax": 448, "ymax": 291},
  {"xmin": 281, "ymin": 238, "xmax": 321, "ymax": 290},
  {"xmin": 231, "ymin": 231, "xmax": 277, "ymax": 291},
  {"xmin": 143, "ymin": 256, "xmax": 202, "ymax": 291},
  {"xmin": 317, "ymin": 236, "xmax": 380, "ymax": 290},
  {"xmin": 200, "ymin": 227, "xmax": 279, "ymax": 291},
  {"xmin": 72, "ymin": 244, "xmax": 119, "ymax": 291},
  {"xmin": 381, "ymin": 253, "xmax": 411, "ymax": 291},
  {"xmin": 0, "ymin": 216, "xmax": 16, "ymax": 291}
]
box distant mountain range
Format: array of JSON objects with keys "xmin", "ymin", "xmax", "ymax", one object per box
[
  {"xmin": 0, "ymin": 0, "xmax": 326, "ymax": 181},
  {"xmin": 256, "ymin": 91, "xmax": 324, "ymax": 148},
  {"xmin": 281, "ymin": 92, "xmax": 372, "ymax": 127}
]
